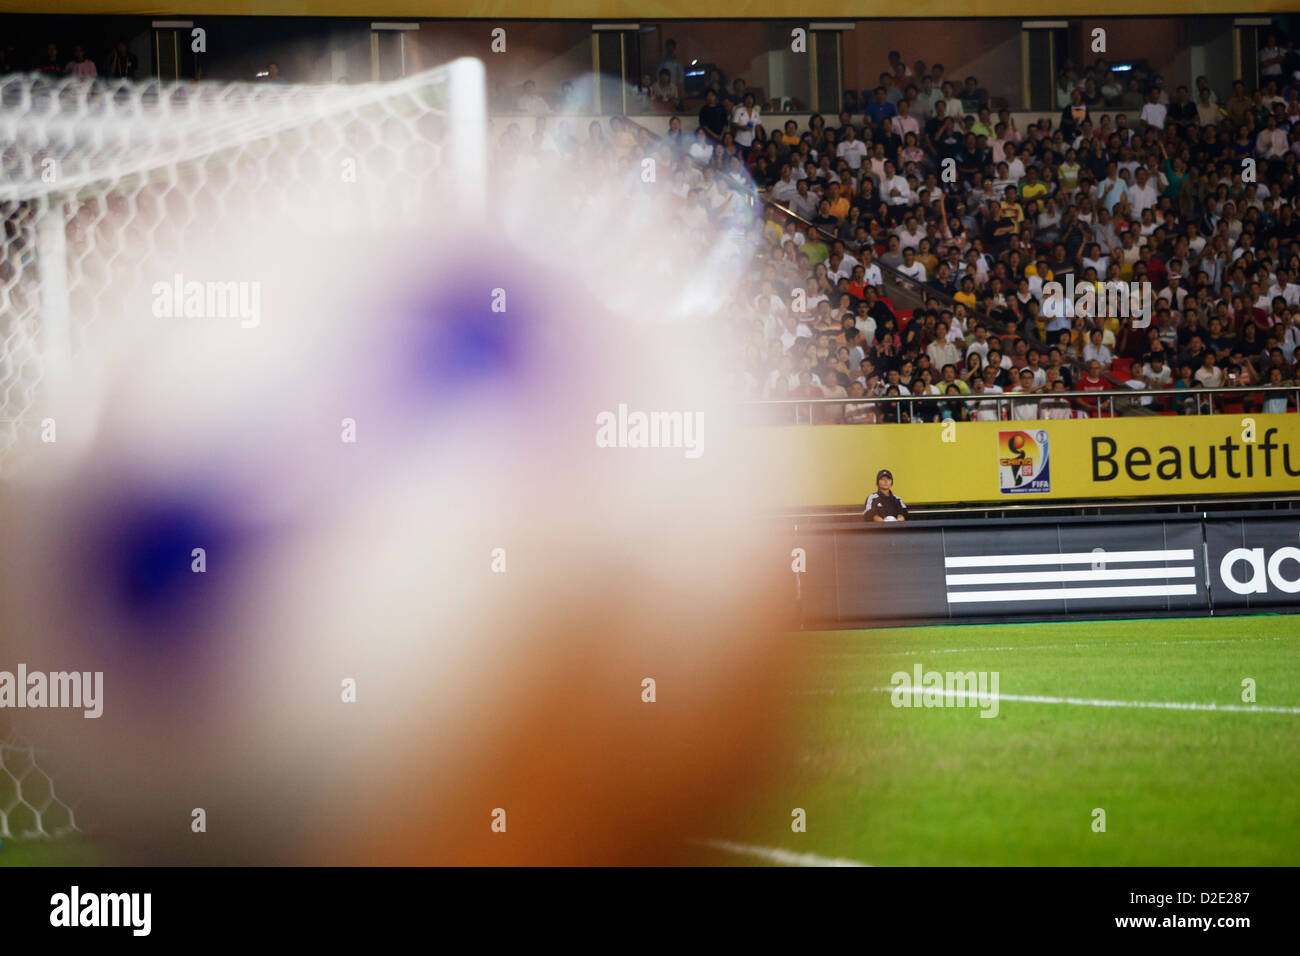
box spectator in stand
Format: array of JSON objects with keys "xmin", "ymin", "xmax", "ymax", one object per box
[
  {"xmin": 935, "ymin": 383, "xmax": 966, "ymax": 421},
  {"xmin": 926, "ymin": 320, "xmax": 961, "ymax": 369},
  {"xmin": 1082, "ymin": 328, "xmax": 1114, "ymax": 369},
  {"xmin": 1168, "ymin": 85, "xmax": 1198, "ymax": 132},
  {"xmin": 657, "ymin": 39, "xmax": 684, "ymax": 90},
  {"xmin": 698, "ymin": 89, "xmax": 728, "ymax": 143},
  {"xmin": 771, "ymin": 164, "xmax": 799, "ymax": 204},
  {"xmin": 1075, "ymin": 360, "xmax": 1111, "ymax": 413},
  {"xmin": 651, "ymin": 69, "xmax": 681, "ymax": 111},
  {"xmin": 1041, "ymin": 379, "xmax": 1075, "ymax": 419},
  {"xmin": 1260, "ymin": 33, "xmax": 1285, "ymax": 86},
  {"xmin": 1009, "ymin": 368, "xmax": 1044, "ymax": 420},
  {"xmin": 790, "ymin": 369, "xmax": 823, "ymax": 400},
  {"xmin": 1256, "ymin": 115, "xmax": 1289, "ymax": 160},
  {"xmin": 1194, "ymin": 351, "xmax": 1225, "ymax": 387},
  {"xmin": 1263, "ymin": 365, "xmax": 1291, "ymax": 412},
  {"xmin": 517, "ymin": 80, "xmax": 551, "ymax": 115},
  {"xmin": 106, "ymin": 38, "xmax": 139, "ymax": 79},
  {"xmin": 866, "ymin": 86, "xmax": 897, "ymax": 128},
  {"xmin": 732, "ymin": 93, "xmax": 760, "ymax": 153},
  {"xmin": 65, "ymin": 45, "xmax": 96, "ymax": 78},
  {"xmin": 1061, "ymin": 90, "xmax": 1090, "ymax": 139},
  {"xmin": 837, "ymin": 124, "xmax": 869, "ymax": 171},
  {"xmin": 37, "ymin": 43, "xmax": 64, "ymax": 77},
  {"xmin": 1197, "ymin": 87, "xmax": 1224, "ymax": 127},
  {"xmin": 897, "ymin": 246, "xmax": 927, "ymax": 281},
  {"xmin": 789, "ymin": 178, "xmax": 819, "ymax": 220},
  {"xmin": 1140, "ymin": 352, "xmax": 1173, "ymax": 406},
  {"xmin": 891, "ymin": 100, "xmax": 920, "ymax": 142},
  {"xmin": 1140, "ymin": 88, "xmax": 1168, "ymax": 132}
]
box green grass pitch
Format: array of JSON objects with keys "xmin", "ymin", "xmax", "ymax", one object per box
[
  {"xmin": 697, "ymin": 614, "xmax": 1300, "ymax": 866},
  {"xmin": 0, "ymin": 837, "xmax": 105, "ymax": 866},
  {"xmin": 5, "ymin": 614, "xmax": 1298, "ymax": 866}
]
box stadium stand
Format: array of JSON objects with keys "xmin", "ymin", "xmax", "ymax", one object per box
[
  {"xmin": 715, "ymin": 52, "xmax": 1300, "ymax": 425},
  {"xmin": 3, "ymin": 30, "xmax": 1300, "ymax": 433}
]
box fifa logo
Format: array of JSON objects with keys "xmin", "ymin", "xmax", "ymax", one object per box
[{"xmin": 999, "ymin": 430, "xmax": 1051, "ymax": 495}]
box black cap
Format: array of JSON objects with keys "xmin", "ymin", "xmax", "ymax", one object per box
[{"xmin": 877, "ymin": 469, "xmax": 893, "ymax": 481}]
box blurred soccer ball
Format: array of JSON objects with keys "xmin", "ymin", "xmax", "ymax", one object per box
[{"xmin": 0, "ymin": 168, "xmax": 794, "ymax": 864}]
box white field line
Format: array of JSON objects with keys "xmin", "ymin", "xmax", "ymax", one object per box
[
  {"xmin": 819, "ymin": 636, "xmax": 1292, "ymax": 659},
  {"xmin": 692, "ymin": 839, "xmax": 872, "ymax": 867},
  {"xmin": 857, "ymin": 686, "xmax": 1300, "ymax": 714}
]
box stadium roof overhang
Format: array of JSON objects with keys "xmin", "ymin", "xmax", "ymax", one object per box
[{"xmin": 0, "ymin": 0, "xmax": 1294, "ymax": 17}]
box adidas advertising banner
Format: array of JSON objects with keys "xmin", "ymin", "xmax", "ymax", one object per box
[
  {"xmin": 750, "ymin": 415, "xmax": 1300, "ymax": 507},
  {"xmin": 1205, "ymin": 515, "xmax": 1300, "ymax": 611},
  {"xmin": 797, "ymin": 514, "xmax": 1300, "ymax": 626}
]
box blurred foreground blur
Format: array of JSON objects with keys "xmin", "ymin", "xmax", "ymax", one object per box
[{"xmin": 0, "ymin": 78, "xmax": 799, "ymax": 862}]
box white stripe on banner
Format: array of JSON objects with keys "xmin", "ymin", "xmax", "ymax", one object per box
[
  {"xmin": 944, "ymin": 549, "xmax": 1195, "ymax": 568},
  {"xmin": 946, "ymin": 584, "xmax": 1198, "ymax": 604},
  {"xmin": 946, "ymin": 566, "xmax": 1197, "ymax": 586}
]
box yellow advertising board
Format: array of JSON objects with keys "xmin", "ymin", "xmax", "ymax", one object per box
[{"xmin": 744, "ymin": 415, "xmax": 1300, "ymax": 508}]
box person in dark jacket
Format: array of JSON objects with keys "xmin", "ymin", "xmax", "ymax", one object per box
[{"xmin": 863, "ymin": 468, "xmax": 909, "ymax": 521}]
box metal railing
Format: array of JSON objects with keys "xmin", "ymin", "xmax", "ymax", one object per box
[
  {"xmin": 769, "ymin": 494, "xmax": 1300, "ymax": 522},
  {"xmin": 744, "ymin": 383, "xmax": 1300, "ymax": 425}
]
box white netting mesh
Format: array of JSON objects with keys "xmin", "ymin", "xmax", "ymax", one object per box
[
  {"xmin": 0, "ymin": 61, "xmax": 485, "ymax": 842},
  {"xmin": 0, "ymin": 60, "xmax": 484, "ymax": 476},
  {"xmin": 0, "ymin": 722, "xmax": 80, "ymax": 839}
]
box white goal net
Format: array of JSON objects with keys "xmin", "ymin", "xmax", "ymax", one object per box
[
  {"xmin": 0, "ymin": 720, "xmax": 80, "ymax": 839},
  {"xmin": 0, "ymin": 58, "xmax": 485, "ymax": 477},
  {"xmin": 0, "ymin": 60, "xmax": 486, "ymax": 843}
]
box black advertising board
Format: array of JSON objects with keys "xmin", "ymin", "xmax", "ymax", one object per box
[{"xmin": 795, "ymin": 513, "xmax": 1300, "ymax": 627}]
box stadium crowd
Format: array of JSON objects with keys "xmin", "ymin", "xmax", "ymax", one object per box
[
  {"xmin": 728, "ymin": 44, "xmax": 1300, "ymax": 422},
  {"xmin": 494, "ymin": 36, "xmax": 1300, "ymax": 423},
  {"xmin": 0, "ymin": 39, "xmax": 139, "ymax": 79},
  {"xmin": 6, "ymin": 30, "xmax": 1300, "ymax": 427}
]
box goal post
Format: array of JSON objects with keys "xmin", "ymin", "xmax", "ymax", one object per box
[
  {"xmin": 0, "ymin": 61, "xmax": 488, "ymax": 844},
  {"xmin": 0, "ymin": 58, "xmax": 487, "ymax": 476},
  {"xmin": 34, "ymin": 194, "xmax": 70, "ymax": 380},
  {"xmin": 442, "ymin": 57, "xmax": 487, "ymax": 218}
]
